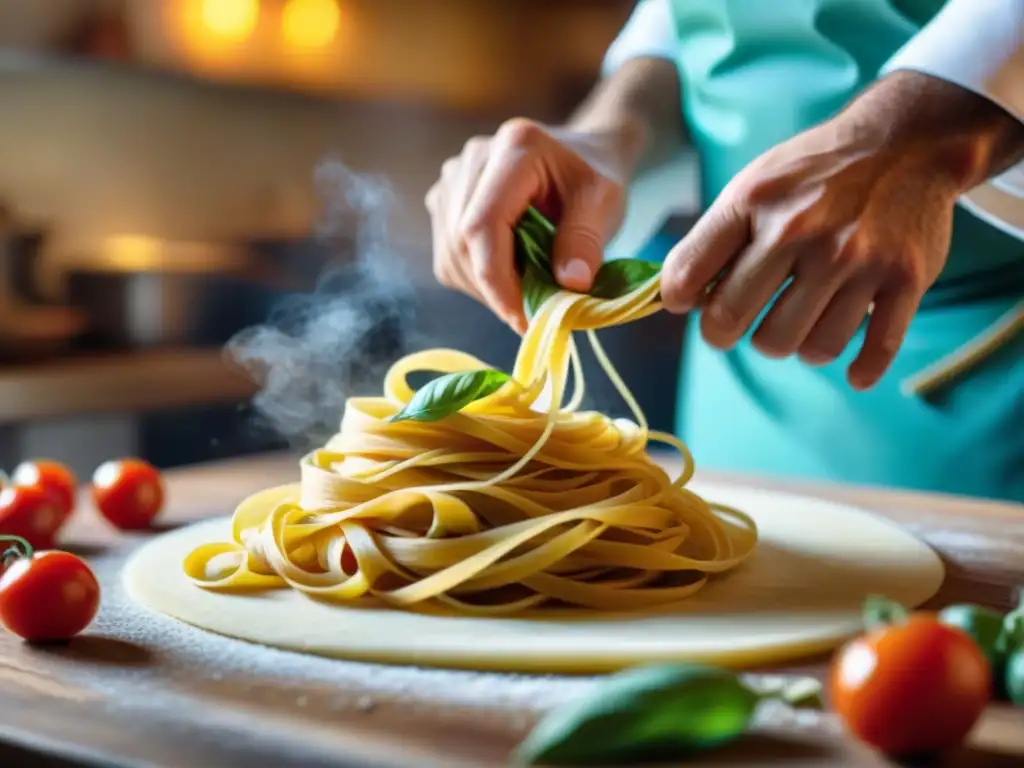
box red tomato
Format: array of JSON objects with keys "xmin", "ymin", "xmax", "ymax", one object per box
[
  {"xmin": 12, "ymin": 459, "xmax": 77, "ymax": 518},
  {"xmin": 0, "ymin": 550, "xmax": 100, "ymax": 642},
  {"xmin": 0, "ymin": 485, "xmax": 67, "ymax": 550},
  {"xmin": 92, "ymin": 459, "xmax": 164, "ymax": 530},
  {"xmin": 831, "ymin": 614, "xmax": 990, "ymax": 755}
]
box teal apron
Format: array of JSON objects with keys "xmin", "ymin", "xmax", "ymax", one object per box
[{"xmin": 662, "ymin": 0, "xmax": 1024, "ymax": 501}]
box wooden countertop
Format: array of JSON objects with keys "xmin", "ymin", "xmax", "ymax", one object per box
[
  {"xmin": 0, "ymin": 452, "xmax": 1021, "ymax": 767},
  {"xmin": 0, "ymin": 349, "xmax": 257, "ymax": 424}
]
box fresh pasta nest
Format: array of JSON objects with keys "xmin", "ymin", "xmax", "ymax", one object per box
[{"xmin": 184, "ymin": 263, "xmax": 758, "ymax": 615}]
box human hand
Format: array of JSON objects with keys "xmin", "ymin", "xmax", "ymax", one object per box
[
  {"xmin": 660, "ymin": 119, "xmax": 966, "ymax": 390},
  {"xmin": 425, "ymin": 120, "xmax": 635, "ymax": 334},
  {"xmin": 661, "ymin": 68, "xmax": 1024, "ymax": 391}
]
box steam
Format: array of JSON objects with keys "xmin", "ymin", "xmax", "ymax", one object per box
[{"xmin": 227, "ymin": 158, "xmax": 421, "ymax": 448}]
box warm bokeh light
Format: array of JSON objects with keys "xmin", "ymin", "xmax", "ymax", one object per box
[
  {"xmin": 282, "ymin": 0, "xmax": 341, "ymax": 48},
  {"xmin": 200, "ymin": 0, "xmax": 260, "ymax": 43}
]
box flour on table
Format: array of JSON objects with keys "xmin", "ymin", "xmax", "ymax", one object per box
[{"xmin": 79, "ymin": 544, "xmax": 830, "ymax": 732}]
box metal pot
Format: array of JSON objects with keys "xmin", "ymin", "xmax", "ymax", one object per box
[
  {"xmin": 0, "ymin": 208, "xmax": 86, "ymax": 360},
  {"xmin": 64, "ymin": 235, "xmax": 335, "ymax": 349}
]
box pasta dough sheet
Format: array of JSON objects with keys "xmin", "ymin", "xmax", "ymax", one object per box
[{"xmin": 124, "ymin": 481, "xmax": 943, "ymax": 674}]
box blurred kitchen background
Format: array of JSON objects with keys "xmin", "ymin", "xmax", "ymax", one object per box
[{"xmin": 0, "ymin": 0, "xmax": 698, "ymax": 478}]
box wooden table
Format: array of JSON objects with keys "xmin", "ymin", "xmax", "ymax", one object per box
[{"xmin": 0, "ymin": 453, "xmax": 1021, "ymax": 768}]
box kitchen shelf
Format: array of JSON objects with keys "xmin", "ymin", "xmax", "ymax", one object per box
[{"xmin": 0, "ymin": 348, "xmax": 257, "ymax": 424}]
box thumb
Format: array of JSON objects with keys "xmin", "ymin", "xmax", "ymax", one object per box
[{"xmin": 550, "ymin": 186, "xmax": 615, "ymax": 293}]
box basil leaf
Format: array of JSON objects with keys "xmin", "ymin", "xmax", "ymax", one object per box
[
  {"xmin": 513, "ymin": 663, "xmax": 760, "ymax": 766},
  {"xmin": 590, "ymin": 258, "xmax": 661, "ymax": 300},
  {"xmin": 522, "ymin": 265, "xmax": 560, "ymax": 319},
  {"xmin": 1006, "ymin": 648, "xmax": 1024, "ymax": 705},
  {"xmin": 522, "ymin": 205, "xmax": 556, "ymax": 239},
  {"xmin": 996, "ymin": 609, "xmax": 1024, "ymax": 656},
  {"xmin": 862, "ymin": 594, "xmax": 909, "ymax": 629},
  {"xmin": 388, "ymin": 369, "xmax": 510, "ymax": 423},
  {"xmin": 515, "ymin": 210, "xmax": 560, "ymax": 319},
  {"xmin": 515, "ymin": 227, "xmax": 554, "ymax": 281},
  {"xmin": 513, "ymin": 207, "xmax": 661, "ymax": 317}
]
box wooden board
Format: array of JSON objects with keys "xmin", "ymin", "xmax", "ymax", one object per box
[{"xmin": 0, "ymin": 453, "xmax": 1022, "ymax": 768}]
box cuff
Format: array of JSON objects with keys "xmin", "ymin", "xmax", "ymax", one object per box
[
  {"xmin": 881, "ymin": 0, "xmax": 1024, "ymax": 124},
  {"xmin": 602, "ymin": 0, "xmax": 678, "ymax": 76},
  {"xmin": 882, "ymin": 0, "xmax": 1024, "ymax": 238}
]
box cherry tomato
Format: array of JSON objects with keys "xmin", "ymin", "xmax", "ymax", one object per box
[
  {"xmin": 831, "ymin": 613, "xmax": 991, "ymax": 755},
  {"xmin": 0, "ymin": 549, "xmax": 100, "ymax": 642},
  {"xmin": 11, "ymin": 459, "xmax": 77, "ymax": 518},
  {"xmin": 92, "ymin": 459, "xmax": 164, "ymax": 530},
  {"xmin": 0, "ymin": 485, "xmax": 67, "ymax": 550}
]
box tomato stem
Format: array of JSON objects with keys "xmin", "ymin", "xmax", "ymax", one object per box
[
  {"xmin": 862, "ymin": 594, "xmax": 909, "ymax": 629},
  {"xmin": 0, "ymin": 534, "xmax": 33, "ymax": 566}
]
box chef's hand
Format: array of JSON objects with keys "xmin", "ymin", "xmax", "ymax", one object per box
[
  {"xmin": 661, "ymin": 70, "xmax": 1024, "ymax": 390},
  {"xmin": 425, "ymin": 121, "xmax": 633, "ymax": 334}
]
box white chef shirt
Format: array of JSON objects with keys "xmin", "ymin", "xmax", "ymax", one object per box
[{"xmin": 602, "ymin": 0, "xmax": 1024, "ymax": 239}]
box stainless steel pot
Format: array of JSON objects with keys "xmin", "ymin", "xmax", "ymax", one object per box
[
  {"xmin": 63, "ymin": 235, "xmax": 335, "ymax": 349},
  {"xmin": 0, "ymin": 208, "xmax": 86, "ymax": 359}
]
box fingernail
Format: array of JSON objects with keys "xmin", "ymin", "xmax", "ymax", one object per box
[
  {"xmin": 849, "ymin": 371, "xmax": 872, "ymax": 390},
  {"xmin": 663, "ymin": 297, "xmax": 692, "ymax": 315},
  {"xmin": 800, "ymin": 350, "xmax": 832, "ymax": 366},
  {"xmin": 557, "ymin": 258, "xmax": 593, "ymax": 291}
]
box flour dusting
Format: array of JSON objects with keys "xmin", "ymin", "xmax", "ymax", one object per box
[
  {"xmin": 88, "ymin": 545, "xmax": 591, "ymax": 715},
  {"xmin": 67, "ymin": 544, "xmax": 831, "ymax": 755}
]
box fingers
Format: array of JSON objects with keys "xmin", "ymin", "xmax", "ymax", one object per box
[
  {"xmin": 550, "ymin": 180, "xmax": 620, "ymax": 292},
  {"xmin": 426, "ymin": 134, "xmax": 527, "ymax": 332},
  {"xmin": 460, "ymin": 146, "xmax": 544, "ymax": 333},
  {"xmin": 798, "ymin": 277, "xmax": 877, "ymax": 365},
  {"xmin": 751, "ymin": 241, "xmax": 861, "ymax": 358},
  {"xmin": 426, "ymin": 117, "xmax": 634, "ymax": 334},
  {"xmin": 661, "ymin": 198, "xmax": 750, "ymax": 314},
  {"xmin": 427, "ymin": 164, "xmax": 482, "ymax": 303},
  {"xmin": 699, "ymin": 240, "xmax": 796, "ymax": 350},
  {"xmin": 430, "ymin": 193, "xmax": 483, "ymax": 303},
  {"xmin": 446, "ymin": 138, "xmax": 489, "ymax": 246},
  {"xmin": 848, "ymin": 286, "xmax": 921, "ymax": 390}
]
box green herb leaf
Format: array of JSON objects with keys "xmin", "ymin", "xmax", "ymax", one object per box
[
  {"xmin": 996, "ymin": 610, "xmax": 1024, "ymax": 655},
  {"xmin": 388, "ymin": 369, "xmax": 511, "ymax": 423},
  {"xmin": 939, "ymin": 603, "xmax": 1011, "ymax": 682},
  {"xmin": 1005, "ymin": 647, "xmax": 1024, "ymax": 705},
  {"xmin": 522, "ymin": 205, "xmax": 556, "ymax": 238},
  {"xmin": 514, "ymin": 210, "xmax": 560, "ymax": 319},
  {"xmin": 515, "ymin": 226, "xmax": 553, "ymax": 280},
  {"xmin": 513, "ymin": 663, "xmax": 760, "ymax": 766},
  {"xmin": 513, "ymin": 207, "xmax": 661, "ymax": 318},
  {"xmin": 521, "ymin": 266, "xmax": 561, "ymax": 319},
  {"xmin": 590, "ymin": 258, "xmax": 661, "ymax": 300},
  {"xmin": 862, "ymin": 595, "xmax": 909, "ymax": 629},
  {"xmin": 515, "ymin": 212, "xmax": 560, "ymax": 319},
  {"xmin": 999, "ymin": 585, "xmax": 1024, "ymax": 651}
]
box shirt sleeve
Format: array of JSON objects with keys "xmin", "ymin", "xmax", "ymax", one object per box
[
  {"xmin": 881, "ymin": 0, "xmax": 1024, "ymax": 238},
  {"xmin": 602, "ymin": 0, "xmax": 678, "ymax": 76}
]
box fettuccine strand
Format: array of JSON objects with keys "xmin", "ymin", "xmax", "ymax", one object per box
[{"xmin": 183, "ymin": 275, "xmax": 758, "ymax": 614}]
